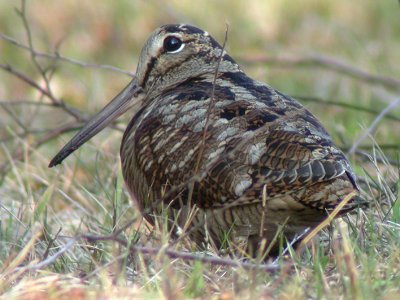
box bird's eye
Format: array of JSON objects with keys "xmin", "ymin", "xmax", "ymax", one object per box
[{"xmin": 163, "ymin": 36, "xmax": 184, "ymax": 53}]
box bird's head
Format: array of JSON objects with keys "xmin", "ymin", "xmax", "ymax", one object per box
[
  {"xmin": 135, "ymin": 24, "xmax": 238, "ymax": 95},
  {"xmin": 49, "ymin": 24, "xmax": 238, "ymax": 167}
]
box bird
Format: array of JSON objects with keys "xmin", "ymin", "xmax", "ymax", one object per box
[{"xmin": 49, "ymin": 24, "xmax": 361, "ymax": 257}]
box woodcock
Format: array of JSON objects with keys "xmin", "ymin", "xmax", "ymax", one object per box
[{"xmin": 50, "ymin": 24, "xmax": 361, "ymax": 257}]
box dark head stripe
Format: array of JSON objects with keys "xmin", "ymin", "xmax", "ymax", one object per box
[{"xmin": 162, "ymin": 24, "xmax": 206, "ymax": 35}]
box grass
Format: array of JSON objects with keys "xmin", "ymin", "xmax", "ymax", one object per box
[{"xmin": 1, "ymin": 0, "xmax": 399, "ymax": 299}]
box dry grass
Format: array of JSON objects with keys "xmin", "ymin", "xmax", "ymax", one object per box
[{"xmin": 1, "ymin": 1, "xmax": 399, "ymax": 299}]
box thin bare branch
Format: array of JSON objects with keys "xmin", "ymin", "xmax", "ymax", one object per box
[
  {"xmin": 240, "ymin": 54, "xmax": 400, "ymax": 91},
  {"xmin": 0, "ymin": 103, "xmax": 29, "ymax": 134},
  {"xmin": 0, "ymin": 32, "xmax": 135, "ymax": 77},
  {"xmin": 188, "ymin": 24, "xmax": 230, "ymax": 205},
  {"xmin": 349, "ymin": 98, "xmax": 400, "ymax": 154},
  {"xmin": 0, "ymin": 100, "xmax": 58, "ymax": 108},
  {"xmin": 294, "ymin": 95, "xmax": 400, "ymax": 122},
  {"xmin": 0, "ymin": 63, "xmax": 85, "ymax": 121},
  {"xmin": 0, "ymin": 122, "xmax": 81, "ymax": 174},
  {"xmin": 194, "ymin": 25, "xmax": 229, "ymax": 174},
  {"xmin": 9, "ymin": 214, "xmax": 283, "ymax": 274},
  {"xmin": 14, "ymin": 238, "xmax": 76, "ymax": 272},
  {"xmin": 18, "ymin": 0, "xmax": 57, "ymax": 109},
  {"xmin": 81, "ymin": 233, "xmax": 283, "ymax": 272}
]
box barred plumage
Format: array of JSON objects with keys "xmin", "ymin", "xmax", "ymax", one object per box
[{"xmin": 50, "ymin": 24, "xmax": 361, "ymax": 257}]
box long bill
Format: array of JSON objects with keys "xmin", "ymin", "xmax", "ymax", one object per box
[{"xmin": 49, "ymin": 79, "xmax": 143, "ymax": 167}]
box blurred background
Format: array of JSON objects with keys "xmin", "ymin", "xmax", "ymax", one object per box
[{"xmin": 0, "ymin": 0, "xmax": 399, "ymax": 297}]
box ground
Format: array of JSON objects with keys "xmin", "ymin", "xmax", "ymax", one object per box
[{"xmin": 0, "ymin": 1, "xmax": 399, "ymax": 299}]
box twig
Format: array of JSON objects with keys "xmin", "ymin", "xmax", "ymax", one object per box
[
  {"xmin": 0, "ymin": 63, "xmax": 85, "ymax": 121},
  {"xmin": 42, "ymin": 227, "xmax": 63, "ymax": 260},
  {"xmin": 294, "ymin": 95, "xmax": 400, "ymax": 122},
  {"xmin": 194, "ymin": 24, "xmax": 229, "ymax": 173},
  {"xmin": 0, "ymin": 100, "xmax": 60, "ymax": 108},
  {"xmin": 1, "ymin": 4, "xmax": 130, "ymax": 173},
  {"xmin": 0, "ymin": 103, "xmax": 29, "ymax": 134},
  {"xmin": 0, "ymin": 100, "xmax": 123, "ymax": 177},
  {"xmin": 240, "ymin": 54, "xmax": 400, "ymax": 91},
  {"xmin": 10, "ymin": 228, "xmax": 283, "ymax": 273},
  {"xmin": 18, "ymin": 0, "xmax": 56, "ymax": 109},
  {"xmin": 0, "ymin": 122, "xmax": 82, "ymax": 174},
  {"xmin": 343, "ymin": 144, "xmax": 400, "ymax": 151},
  {"xmin": 0, "ymin": 123, "xmax": 80, "ymax": 144},
  {"xmin": 189, "ymin": 24, "xmax": 229, "ymax": 204},
  {"xmin": 14, "ymin": 238, "xmax": 76, "ymax": 272},
  {"xmin": 0, "ymin": 32, "xmax": 135, "ymax": 77},
  {"xmin": 349, "ymin": 98, "xmax": 400, "ymax": 154},
  {"xmin": 81, "ymin": 233, "xmax": 282, "ymax": 272},
  {"xmin": 353, "ymin": 149, "xmax": 399, "ymax": 168}
]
